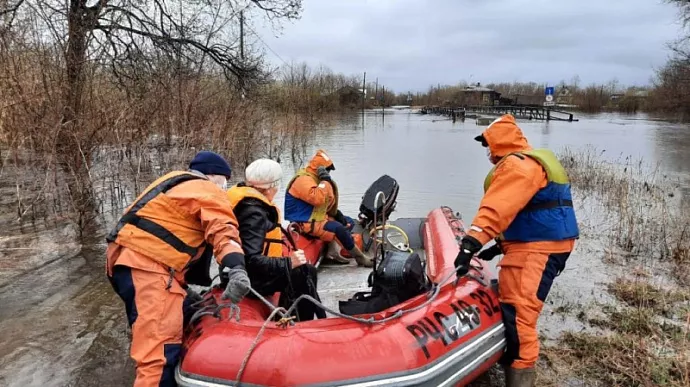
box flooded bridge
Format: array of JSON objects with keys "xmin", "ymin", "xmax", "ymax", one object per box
[{"xmin": 420, "ymin": 105, "xmax": 578, "ymax": 122}]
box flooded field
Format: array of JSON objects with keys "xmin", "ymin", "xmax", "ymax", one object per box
[{"xmin": 0, "ymin": 110, "xmax": 689, "ymax": 386}]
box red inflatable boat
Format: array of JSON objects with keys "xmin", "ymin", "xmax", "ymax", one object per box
[{"xmin": 176, "ymin": 176, "xmax": 506, "ymax": 387}]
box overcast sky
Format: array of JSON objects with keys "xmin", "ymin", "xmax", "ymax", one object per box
[{"xmin": 251, "ymin": 0, "xmax": 683, "ymax": 93}]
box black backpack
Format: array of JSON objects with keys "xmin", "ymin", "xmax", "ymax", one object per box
[{"xmin": 338, "ymin": 250, "xmax": 429, "ymax": 316}]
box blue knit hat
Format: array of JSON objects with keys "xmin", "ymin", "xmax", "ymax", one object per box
[{"xmin": 189, "ymin": 151, "xmax": 232, "ymax": 179}]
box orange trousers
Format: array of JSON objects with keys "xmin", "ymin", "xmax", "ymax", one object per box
[
  {"xmin": 497, "ymin": 248, "xmax": 570, "ymax": 369},
  {"xmin": 108, "ymin": 265, "xmax": 186, "ymax": 387}
]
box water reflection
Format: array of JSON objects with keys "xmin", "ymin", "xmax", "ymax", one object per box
[
  {"xmin": 276, "ymin": 110, "xmax": 690, "ymax": 224},
  {"xmin": 652, "ymin": 120, "xmax": 690, "ymax": 198},
  {"xmin": 0, "ymin": 109, "xmax": 689, "ymax": 386}
]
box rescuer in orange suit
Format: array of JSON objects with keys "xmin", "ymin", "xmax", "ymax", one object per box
[
  {"xmin": 453, "ymin": 114, "xmax": 579, "ymax": 387},
  {"xmin": 284, "ymin": 149, "xmax": 373, "ymax": 267},
  {"xmin": 105, "ymin": 151, "xmax": 251, "ymax": 387}
]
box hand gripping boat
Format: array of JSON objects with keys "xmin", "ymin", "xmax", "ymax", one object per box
[{"xmin": 176, "ymin": 176, "xmax": 506, "ymax": 387}]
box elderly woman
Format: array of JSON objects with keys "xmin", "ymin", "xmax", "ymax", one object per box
[{"xmin": 225, "ymin": 158, "xmax": 325, "ymax": 321}]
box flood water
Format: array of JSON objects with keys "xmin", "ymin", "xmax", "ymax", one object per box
[{"xmin": 1, "ymin": 109, "xmax": 689, "ymax": 386}]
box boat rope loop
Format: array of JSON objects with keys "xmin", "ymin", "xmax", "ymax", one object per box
[
  {"xmin": 216, "ymin": 258, "xmax": 486, "ymax": 328},
  {"xmin": 230, "ymin": 263, "xmax": 486, "ymax": 385},
  {"xmin": 235, "ymin": 306, "xmax": 290, "ymax": 385},
  {"xmin": 201, "ymin": 205, "xmax": 489, "ymax": 385}
]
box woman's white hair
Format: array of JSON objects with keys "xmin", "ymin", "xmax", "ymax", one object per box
[{"xmin": 245, "ymin": 158, "xmax": 283, "ymax": 190}]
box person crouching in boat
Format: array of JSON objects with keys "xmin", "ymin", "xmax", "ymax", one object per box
[
  {"xmin": 454, "ymin": 114, "xmax": 579, "ymax": 387},
  {"xmin": 284, "ymin": 149, "xmax": 373, "ymax": 267},
  {"xmin": 226, "ymin": 158, "xmax": 326, "ymax": 321},
  {"xmin": 105, "ymin": 150, "xmax": 251, "ymax": 387}
]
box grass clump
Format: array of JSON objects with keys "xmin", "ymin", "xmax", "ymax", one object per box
[
  {"xmin": 558, "ymin": 331, "xmax": 689, "ymax": 387},
  {"xmin": 549, "ymin": 275, "xmax": 690, "ymax": 386},
  {"xmin": 539, "ymin": 148, "xmax": 690, "ymax": 386},
  {"xmin": 607, "ymin": 277, "xmax": 689, "ymax": 314},
  {"xmin": 559, "ymin": 147, "xmax": 690, "ymax": 286}
]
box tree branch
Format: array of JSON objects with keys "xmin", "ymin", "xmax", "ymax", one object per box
[{"xmin": 95, "ymin": 23, "xmax": 255, "ymax": 80}]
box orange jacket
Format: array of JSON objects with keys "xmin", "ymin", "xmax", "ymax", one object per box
[
  {"xmin": 105, "ymin": 171, "xmax": 244, "ymax": 282},
  {"xmin": 467, "ymin": 115, "xmax": 574, "ymax": 255},
  {"xmin": 286, "ymin": 149, "xmax": 335, "ymax": 211}
]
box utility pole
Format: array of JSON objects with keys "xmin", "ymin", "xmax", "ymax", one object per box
[
  {"xmin": 362, "ymin": 71, "xmax": 366, "ymax": 112},
  {"xmin": 382, "ymin": 85, "xmax": 385, "ymax": 114},
  {"xmin": 240, "ymin": 10, "xmax": 245, "ymax": 60},
  {"xmin": 374, "ymin": 77, "xmax": 378, "ymax": 105},
  {"xmin": 381, "ymin": 85, "xmax": 386, "ymax": 122},
  {"xmin": 239, "ymin": 10, "xmax": 245, "ymax": 99}
]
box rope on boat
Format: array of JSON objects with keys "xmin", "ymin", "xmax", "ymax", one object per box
[
  {"xmin": 246, "ymin": 287, "xmax": 290, "ymax": 320},
  {"xmin": 214, "ymin": 259, "xmax": 486, "ymax": 327},
  {"xmin": 235, "ymin": 306, "xmax": 290, "ymax": 386},
  {"xmin": 199, "ymin": 208, "xmax": 489, "ymax": 384},
  {"xmin": 230, "ymin": 263, "xmax": 486, "ymax": 385},
  {"xmin": 283, "ymin": 262, "xmax": 486, "ymax": 325},
  {"xmin": 189, "ymin": 286, "xmax": 293, "ymax": 326}
]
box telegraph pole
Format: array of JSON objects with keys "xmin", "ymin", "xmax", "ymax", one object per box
[
  {"xmin": 239, "ymin": 10, "xmax": 245, "ymax": 99},
  {"xmin": 381, "ymin": 85, "xmax": 385, "ymax": 116},
  {"xmin": 240, "ymin": 10, "xmax": 245, "ymax": 60},
  {"xmin": 361, "ymin": 71, "xmax": 366, "ymax": 112}
]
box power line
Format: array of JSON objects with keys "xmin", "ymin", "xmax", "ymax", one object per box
[{"xmin": 242, "ymin": 22, "xmax": 292, "ymax": 69}]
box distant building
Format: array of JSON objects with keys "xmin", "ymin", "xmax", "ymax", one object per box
[{"xmin": 457, "ymin": 83, "xmax": 501, "ymax": 106}]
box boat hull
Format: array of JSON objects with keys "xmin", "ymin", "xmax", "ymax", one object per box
[{"xmin": 177, "ymin": 207, "xmax": 505, "ymax": 387}]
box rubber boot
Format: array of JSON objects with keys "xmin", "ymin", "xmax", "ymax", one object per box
[
  {"xmin": 325, "ymin": 241, "xmax": 350, "ymax": 264},
  {"xmin": 348, "ymin": 246, "xmax": 373, "ymax": 268},
  {"xmin": 504, "ymin": 366, "xmax": 536, "ymax": 387}
]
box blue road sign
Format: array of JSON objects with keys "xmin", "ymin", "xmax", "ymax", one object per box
[{"xmin": 545, "ymin": 87, "xmax": 555, "ymax": 96}]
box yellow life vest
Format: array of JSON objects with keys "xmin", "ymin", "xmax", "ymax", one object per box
[
  {"xmin": 226, "ymin": 185, "xmax": 284, "ymax": 258},
  {"xmin": 285, "ymin": 168, "xmax": 332, "ymax": 222},
  {"xmin": 483, "ymin": 149, "xmax": 570, "ymax": 192}
]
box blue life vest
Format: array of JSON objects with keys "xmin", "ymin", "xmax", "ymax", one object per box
[
  {"xmin": 284, "ymin": 169, "xmax": 331, "ymax": 222},
  {"xmin": 484, "ymin": 149, "xmax": 579, "ymax": 242}
]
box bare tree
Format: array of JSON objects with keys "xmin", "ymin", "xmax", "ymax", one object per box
[
  {"xmin": 0, "ymin": 0, "xmax": 302, "ymax": 238},
  {"xmin": 1, "ymin": 0, "xmax": 301, "ymax": 224}
]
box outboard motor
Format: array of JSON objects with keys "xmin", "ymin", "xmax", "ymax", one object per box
[
  {"xmin": 339, "ymin": 175, "xmax": 429, "ymax": 316},
  {"xmin": 338, "ymin": 249, "xmax": 429, "ymax": 316},
  {"xmin": 357, "ymin": 175, "xmax": 399, "ymax": 227}
]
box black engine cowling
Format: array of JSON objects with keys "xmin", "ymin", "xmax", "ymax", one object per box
[
  {"xmin": 358, "ymin": 175, "xmax": 399, "ymax": 226},
  {"xmin": 338, "ymin": 249, "xmax": 429, "ymax": 316}
]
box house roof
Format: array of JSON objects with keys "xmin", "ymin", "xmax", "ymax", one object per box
[{"xmin": 463, "ymin": 86, "xmax": 496, "ymax": 92}]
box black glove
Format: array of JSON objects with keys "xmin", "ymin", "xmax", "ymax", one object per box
[
  {"xmin": 334, "ymin": 210, "xmax": 347, "ymax": 226},
  {"xmin": 478, "ymin": 244, "xmax": 503, "ymax": 261},
  {"xmin": 454, "ymin": 236, "xmax": 483, "ymax": 276},
  {"xmin": 185, "ymin": 288, "xmax": 204, "ymax": 304},
  {"xmin": 317, "ymin": 166, "xmax": 332, "ymax": 182}
]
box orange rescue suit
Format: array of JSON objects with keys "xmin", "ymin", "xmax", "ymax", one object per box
[
  {"xmin": 106, "ymin": 170, "xmax": 245, "ymax": 282},
  {"xmin": 105, "ymin": 170, "xmax": 245, "ymax": 387},
  {"xmin": 467, "ymin": 114, "xmax": 576, "ymax": 371}
]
